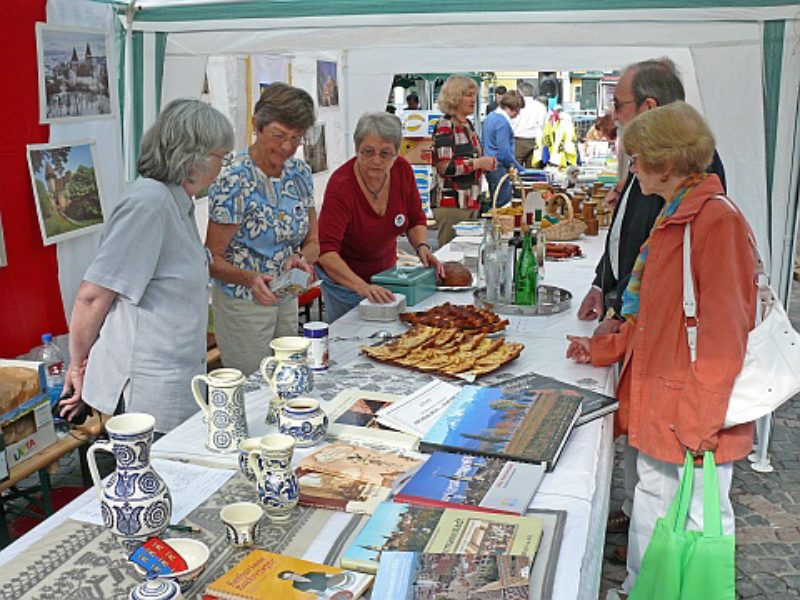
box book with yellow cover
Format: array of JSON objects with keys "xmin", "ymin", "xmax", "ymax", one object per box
[{"xmin": 205, "ymin": 549, "xmax": 372, "ymax": 600}]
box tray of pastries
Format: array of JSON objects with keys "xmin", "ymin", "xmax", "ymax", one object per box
[
  {"xmin": 545, "ymin": 242, "xmax": 584, "ymax": 261},
  {"xmin": 361, "ymin": 325, "xmax": 524, "ymax": 379},
  {"xmin": 399, "ymin": 302, "xmax": 509, "ymax": 333}
]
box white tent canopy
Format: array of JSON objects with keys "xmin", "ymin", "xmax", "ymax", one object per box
[{"xmin": 109, "ymin": 0, "xmax": 799, "ymax": 303}]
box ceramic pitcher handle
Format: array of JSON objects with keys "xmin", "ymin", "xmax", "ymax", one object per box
[
  {"xmin": 248, "ymin": 449, "xmax": 264, "ymax": 481},
  {"xmin": 86, "ymin": 439, "xmax": 113, "ymax": 500},
  {"xmin": 191, "ymin": 374, "xmax": 211, "ymax": 415},
  {"xmin": 260, "ymin": 356, "xmax": 278, "ymax": 383}
]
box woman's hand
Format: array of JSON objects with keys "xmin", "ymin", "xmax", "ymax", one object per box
[
  {"xmin": 418, "ymin": 247, "xmax": 446, "ymax": 279},
  {"xmin": 249, "ymin": 272, "xmax": 280, "ymax": 305},
  {"xmin": 566, "ymin": 335, "xmax": 592, "ymax": 363},
  {"xmin": 359, "ymin": 284, "xmax": 395, "ymax": 305},
  {"xmin": 283, "ymin": 253, "xmax": 316, "ymax": 282}
]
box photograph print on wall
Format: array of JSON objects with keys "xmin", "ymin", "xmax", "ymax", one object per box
[
  {"xmin": 304, "ymin": 123, "xmax": 328, "ymax": 174},
  {"xmin": 27, "ymin": 140, "xmax": 105, "ymax": 246},
  {"xmin": 35, "ymin": 23, "xmax": 114, "ymax": 123},
  {"xmin": 316, "ymin": 60, "xmax": 339, "ymax": 107}
]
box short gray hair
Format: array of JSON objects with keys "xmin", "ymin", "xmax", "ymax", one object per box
[
  {"xmin": 628, "ymin": 58, "xmax": 685, "ymax": 108},
  {"xmin": 253, "ymin": 82, "xmax": 316, "ymax": 132},
  {"xmin": 518, "ymin": 82, "xmax": 535, "ymax": 97},
  {"xmin": 353, "ymin": 112, "xmax": 402, "ymax": 150},
  {"xmin": 137, "ymin": 99, "xmax": 234, "ymax": 184}
]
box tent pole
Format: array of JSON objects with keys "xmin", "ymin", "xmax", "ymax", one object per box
[{"xmin": 123, "ymin": 1, "xmax": 136, "ymax": 181}]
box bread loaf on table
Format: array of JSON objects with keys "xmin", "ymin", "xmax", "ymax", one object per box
[
  {"xmin": 438, "ymin": 262, "xmax": 472, "ymax": 287},
  {"xmin": 0, "ymin": 367, "xmax": 41, "ymax": 416}
]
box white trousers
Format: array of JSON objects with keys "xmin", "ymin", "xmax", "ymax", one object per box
[
  {"xmin": 211, "ymin": 285, "xmax": 299, "ymax": 376},
  {"xmin": 621, "ymin": 452, "xmax": 735, "ymax": 594}
]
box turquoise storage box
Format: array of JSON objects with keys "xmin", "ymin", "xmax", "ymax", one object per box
[{"xmin": 371, "ymin": 266, "xmax": 437, "ymax": 306}]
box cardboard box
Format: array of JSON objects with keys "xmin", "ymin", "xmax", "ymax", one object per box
[
  {"xmin": 401, "ymin": 111, "xmax": 444, "ymax": 137},
  {"xmin": 412, "ymin": 165, "xmax": 435, "ymax": 194},
  {"xmin": 4, "ymin": 397, "xmax": 57, "ymax": 469},
  {"xmin": 0, "ymin": 359, "xmax": 57, "ymax": 469},
  {"xmin": 400, "ymin": 138, "xmax": 432, "ymax": 165}
]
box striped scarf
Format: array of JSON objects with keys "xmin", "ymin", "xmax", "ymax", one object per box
[{"xmin": 621, "ymin": 173, "xmax": 708, "ymax": 321}]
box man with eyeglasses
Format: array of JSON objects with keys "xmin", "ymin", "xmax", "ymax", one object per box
[{"xmin": 574, "ymin": 59, "xmax": 726, "ymax": 599}]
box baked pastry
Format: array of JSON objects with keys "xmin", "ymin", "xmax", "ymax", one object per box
[
  {"xmin": 399, "ymin": 303, "xmax": 508, "ymax": 333},
  {"xmin": 361, "ymin": 325, "xmax": 522, "ymax": 379},
  {"xmin": 438, "ymin": 262, "xmax": 473, "ymax": 287},
  {"xmin": 545, "ymin": 242, "xmax": 582, "ymax": 259}
]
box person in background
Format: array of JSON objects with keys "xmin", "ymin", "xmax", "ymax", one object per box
[
  {"xmin": 317, "ymin": 112, "xmax": 444, "ymax": 322},
  {"xmin": 482, "ymin": 90, "xmax": 525, "ymax": 208},
  {"xmin": 575, "ymin": 56, "xmax": 727, "ymax": 570},
  {"xmin": 431, "ymin": 75, "xmax": 496, "ymax": 248},
  {"xmin": 512, "ymin": 82, "xmax": 547, "ymax": 167},
  {"xmin": 586, "ymin": 112, "xmax": 617, "ymax": 142},
  {"xmin": 567, "ymin": 101, "xmax": 755, "ymax": 599},
  {"xmin": 60, "ymin": 99, "xmax": 234, "ymax": 434},
  {"xmin": 406, "ymin": 93, "xmax": 420, "ymax": 110},
  {"xmin": 207, "ymin": 83, "xmax": 318, "ymax": 376},
  {"xmin": 485, "ymin": 85, "xmax": 506, "ymax": 115}
]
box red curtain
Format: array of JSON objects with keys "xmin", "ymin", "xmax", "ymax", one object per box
[{"xmin": 0, "ymin": 0, "xmax": 68, "ymax": 357}]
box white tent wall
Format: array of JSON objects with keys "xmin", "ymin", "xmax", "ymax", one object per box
[{"xmin": 47, "ymin": 0, "xmax": 125, "ymax": 322}]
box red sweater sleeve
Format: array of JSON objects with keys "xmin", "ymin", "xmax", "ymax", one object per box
[{"xmin": 318, "ymin": 166, "xmax": 353, "ymax": 256}]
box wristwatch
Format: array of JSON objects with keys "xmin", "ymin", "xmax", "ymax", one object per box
[{"xmin": 415, "ymin": 242, "xmax": 431, "ymax": 256}]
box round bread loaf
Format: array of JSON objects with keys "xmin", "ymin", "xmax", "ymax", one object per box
[{"xmin": 439, "ymin": 262, "xmax": 472, "ymax": 287}]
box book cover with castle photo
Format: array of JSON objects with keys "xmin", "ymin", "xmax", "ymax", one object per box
[
  {"xmin": 420, "ymin": 385, "xmax": 582, "ymax": 471},
  {"xmin": 341, "ymin": 501, "xmax": 542, "ymax": 574}
]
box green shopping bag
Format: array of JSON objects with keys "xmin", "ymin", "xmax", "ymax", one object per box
[{"xmin": 629, "ymin": 451, "xmax": 735, "ymax": 600}]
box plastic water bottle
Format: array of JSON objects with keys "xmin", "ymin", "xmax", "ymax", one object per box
[{"xmin": 37, "ymin": 333, "xmax": 65, "ymax": 405}]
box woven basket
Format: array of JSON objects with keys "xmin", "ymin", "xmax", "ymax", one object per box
[
  {"xmin": 488, "ymin": 171, "xmax": 521, "ymax": 235},
  {"xmin": 541, "ymin": 193, "xmax": 586, "ymax": 241}
]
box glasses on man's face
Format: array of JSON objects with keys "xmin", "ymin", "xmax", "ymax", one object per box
[
  {"xmin": 613, "ymin": 97, "xmax": 637, "ymax": 111},
  {"xmin": 209, "ymin": 151, "xmax": 229, "ymax": 161},
  {"xmin": 359, "ymin": 148, "xmax": 396, "ymax": 161},
  {"xmin": 265, "ymin": 127, "xmax": 304, "ymax": 146},
  {"xmin": 629, "ymin": 154, "xmax": 640, "ymax": 169}
]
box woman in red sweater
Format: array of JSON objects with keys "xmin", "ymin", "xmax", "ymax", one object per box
[{"xmin": 317, "ymin": 112, "xmax": 444, "ymax": 322}]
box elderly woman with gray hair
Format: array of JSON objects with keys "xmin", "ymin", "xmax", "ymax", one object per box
[
  {"xmin": 60, "ymin": 98, "xmax": 234, "ymax": 434},
  {"xmin": 317, "ymin": 111, "xmax": 444, "ymax": 322},
  {"xmin": 207, "ymin": 83, "xmax": 319, "ymax": 375}
]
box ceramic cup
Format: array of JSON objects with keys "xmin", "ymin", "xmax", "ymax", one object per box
[
  {"xmin": 260, "ymin": 337, "xmax": 313, "ymax": 423},
  {"xmin": 191, "ymin": 368, "xmax": 248, "ymax": 454},
  {"xmin": 248, "ymin": 433, "xmax": 299, "ymax": 521},
  {"xmin": 237, "ymin": 437, "xmax": 261, "ymax": 482},
  {"xmin": 220, "ymin": 502, "xmax": 263, "ymax": 547},
  {"xmin": 278, "ymin": 398, "xmax": 328, "ymax": 448}
]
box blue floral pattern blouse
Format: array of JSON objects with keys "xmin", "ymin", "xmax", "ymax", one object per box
[{"xmin": 209, "ymin": 153, "xmax": 314, "ymax": 300}]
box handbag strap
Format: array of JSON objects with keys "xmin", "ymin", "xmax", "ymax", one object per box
[
  {"xmin": 682, "ymin": 194, "xmax": 766, "ymax": 364},
  {"xmin": 671, "ymin": 451, "xmax": 723, "ymax": 536}
]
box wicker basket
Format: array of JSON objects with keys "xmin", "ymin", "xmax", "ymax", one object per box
[
  {"xmin": 541, "ymin": 193, "xmax": 586, "ymax": 241},
  {"xmin": 486, "ymin": 171, "xmax": 520, "ymax": 235}
]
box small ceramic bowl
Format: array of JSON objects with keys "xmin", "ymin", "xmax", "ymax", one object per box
[{"xmin": 133, "ymin": 538, "xmax": 209, "ymax": 592}]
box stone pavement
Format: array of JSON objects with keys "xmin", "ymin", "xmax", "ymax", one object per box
[{"xmin": 600, "ymin": 278, "xmax": 800, "ymax": 599}]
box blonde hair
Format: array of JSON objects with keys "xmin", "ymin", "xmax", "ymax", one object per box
[
  {"xmin": 622, "ymin": 101, "xmax": 715, "ymax": 176},
  {"xmin": 437, "ymin": 75, "xmax": 477, "ymax": 115}
]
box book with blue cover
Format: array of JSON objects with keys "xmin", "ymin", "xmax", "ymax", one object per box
[
  {"xmin": 419, "ymin": 384, "xmax": 582, "ymax": 471},
  {"xmin": 394, "ymin": 451, "xmax": 545, "ymax": 515}
]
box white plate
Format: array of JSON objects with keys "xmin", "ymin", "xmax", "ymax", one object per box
[{"xmin": 436, "ymin": 274, "xmax": 477, "ymax": 292}]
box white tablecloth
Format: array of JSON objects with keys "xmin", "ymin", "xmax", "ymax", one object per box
[{"xmin": 0, "ymin": 232, "xmax": 615, "ymax": 600}]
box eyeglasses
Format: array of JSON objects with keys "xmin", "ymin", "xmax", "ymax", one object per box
[
  {"xmin": 209, "ymin": 151, "xmax": 230, "ymax": 160},
  {"xmin": 264, "ymin": 127, "xmax": 305, "ymax": 146},
  {"xmin": 613, "ymin": 97, "xmax": 637, "ymax": 111},
  {"xmin": 359, "ymin": 148, "xmax": 396, "ymax": 161},
  {"xmin": 629, "ymin": 154, "xmax": 640, "ymax": 168}
]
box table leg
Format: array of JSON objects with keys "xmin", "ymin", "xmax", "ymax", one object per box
[
  {"xmin": 38, "ymin": 469, "xmax": 54, "ymax": 516},
  {"xmin": 0, "ymin": 498, "xmax": 10, "ymax": 548}
]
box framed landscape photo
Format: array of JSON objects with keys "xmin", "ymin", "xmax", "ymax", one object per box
[
  {"xmin": 27, "ymin": 141, "xmax": 105, "ymax": 246},
  {"xmin": 316, "ymin": 60, "xmax": 339, "ymax": 107},
  {"xmin": 35, "ymin": 23, "xmax": 114, "ymax": 123}
]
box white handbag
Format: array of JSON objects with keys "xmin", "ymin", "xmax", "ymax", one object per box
[{"xmin": 682, "ymin": 196, "xmax": 800, "ymax": 429}]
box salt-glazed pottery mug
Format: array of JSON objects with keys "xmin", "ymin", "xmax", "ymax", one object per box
[
  {"xmin": 191, "ymin": 367, "xmax": 248, "ymax": 453},
  {"xmin": 248, "ymin": 433, "xmax": 299, "ymax": 521},
  {"xmin": 220, "ymin": 501, "xmax": 263, "ymax": 547},
  {"xmin": 237, "ymin": 437, "xmax": 261, "ymax": 482},
  {"xmin": 87, "ymin": 413, "xmax": 172, "ymax": 553},
  {"xmin": 129, "ymin": 576, "xmax": 183, "ymax": 600},
  {"xmin": 260, "ymin": 337, "xmax": 314, "ymax": 423},
  {"xmin": 278, "ymin": 398, "xmax": 328, "ymax": 448}
]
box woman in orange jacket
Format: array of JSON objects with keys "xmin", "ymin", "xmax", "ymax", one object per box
[{"xmin": 566, "ymin": 101, "xmax": 756, "ymax": 597}]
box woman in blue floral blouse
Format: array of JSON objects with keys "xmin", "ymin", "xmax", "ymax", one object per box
[{"xmin": 207, "ymin": 83, "xmax": 319, "ymax": 375}]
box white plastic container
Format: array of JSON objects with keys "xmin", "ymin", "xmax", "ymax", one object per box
[
  {"xmin": 358, "ymin": 293, "xmax": 407, "ymax": 322},
  {"xmin": 303, "ymin": 321, "xmax": 329, "ymax": 370}
]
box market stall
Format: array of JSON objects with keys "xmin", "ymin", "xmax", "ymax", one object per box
[{"xmin": 0, "ymin": 234, "xmax": 614, "ymax": 599}]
